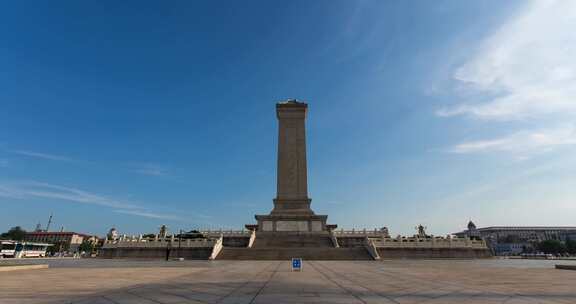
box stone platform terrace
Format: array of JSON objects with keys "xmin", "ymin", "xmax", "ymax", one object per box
[{"xmin": 1, "ymin": 259, "xmax": 576, "ymax": 303}]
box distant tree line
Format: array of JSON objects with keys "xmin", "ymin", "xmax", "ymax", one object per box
[
  {"xmin": 0, "ymin": 226, "xmax": 26, "ymax": 240},
  {"xmin": 537, "ymin": 239, "xmax": 576, "ymax": 255}
]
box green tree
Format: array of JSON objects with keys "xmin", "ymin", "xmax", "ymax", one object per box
[
  {"xmin": 79, "ymin": 240, "xmax": 94, "ymax": 253},
  {"xmin": 47, "ymin": 240, "xmax": 69, "ymax": 255},
  {"xmin": 0, "ymin": 226, "xmax": 27, "ymax": 240},
  {"xmin": 565, "ymin": 238, "xmax": 576, "ymax": 255},
  {"xmin": 538, "ymin": 240, "xmax": 566, "ymax": 254}
]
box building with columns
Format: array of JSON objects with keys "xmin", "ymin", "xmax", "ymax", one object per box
[
  {"xmin": 454, "ymin": 222, "xmax": 576, "ymax": 255},
  {"xmin": 24, "ymin": 231, "xmax": 99, "ymax": 253}
]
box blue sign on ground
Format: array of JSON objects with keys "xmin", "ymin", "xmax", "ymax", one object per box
[{"xmin": 291, "ymin": 258, "xmax": 302, "ymax": 271}]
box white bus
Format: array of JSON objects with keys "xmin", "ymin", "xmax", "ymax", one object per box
[
  {"xmin": 0, "ymin": 240, "xmax": 17, "ymax": 258},
  {"xmin": 14, "ymin": 242, "xmax": 52, "ymax": 258}
]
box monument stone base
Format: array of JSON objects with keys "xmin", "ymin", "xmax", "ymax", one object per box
[{"xmin": 254, "ymin": 214, "xmax": 328, "ymax": 232}]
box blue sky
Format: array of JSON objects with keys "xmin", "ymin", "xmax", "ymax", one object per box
[{"xmin": 1, "ymin": 1, "xmax": 575, "ymax": 236}]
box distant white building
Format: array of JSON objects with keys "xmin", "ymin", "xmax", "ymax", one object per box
[
  {"xmin": 24, "ymin": 231, "xmax": 98, "ymax": 253},
  {"xmin": 454, "ymin": 223, "xmax": 576, "ymax": 255}
]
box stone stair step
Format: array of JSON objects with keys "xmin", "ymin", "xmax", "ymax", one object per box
[
  {"xmin": 252, "ymin": 233, "xmax": 334, "ymax": 248},
  {"xmin": 216, "ymin": 247, "xmax": 372, "ymax": 260}
]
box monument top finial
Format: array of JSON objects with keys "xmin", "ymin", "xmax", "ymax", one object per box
[{"xmin": 278, "ymin": 98, "xmax": 307, "ymax": 106}]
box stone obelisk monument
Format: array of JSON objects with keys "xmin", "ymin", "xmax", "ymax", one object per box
[{"xmin": 255, "ymin": 99, "xmax": 329, "ymax": 232}]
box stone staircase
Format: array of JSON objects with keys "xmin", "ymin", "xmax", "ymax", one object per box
[
  {"xmin": 215, "ymin": 247, "xmax": 372, "ymax": 260},
  {"xmin": 215, "ymin": 232, "xmax": 373, "ymax": 260},
  {"xmin": 252, "ymin": 233, "xmax": 333, "ymax": 248}
]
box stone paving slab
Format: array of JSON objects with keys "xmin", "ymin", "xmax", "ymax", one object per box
[
  {"xmin": 0, "ymin": 264, "xmax": 48, "ymax": 272},
  {"xmin": 1, "ymin": 259, "xmax": 575, "ymax": 304}
]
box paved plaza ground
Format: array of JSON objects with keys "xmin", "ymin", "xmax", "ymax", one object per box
[{"xmin": 1, "ymin": 259, "xmax": 576, "ymax": 304}]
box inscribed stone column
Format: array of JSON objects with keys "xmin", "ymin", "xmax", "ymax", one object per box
[
  {"xmin": 272, "ymin": 101, "xmax": 313, "ymax": 215},
  {"xmin": 254, "ymin": 99, "xmax": 328, "ymax": 232}
]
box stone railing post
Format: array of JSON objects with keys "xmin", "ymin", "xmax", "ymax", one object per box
[
  {"xmin": 248, "ymin": 230, "xmax": 256, "ymax": 248},
  {"xmin": 209, "ymin": 235, "xmax": 224, "ymax": 260},
  {"xmin": 363, "ymin": 237, "xmax": 380, "ymax": 260},
  {"xmin": 329, "ymin": 229, "xmax": 340, "ymax": 248}
]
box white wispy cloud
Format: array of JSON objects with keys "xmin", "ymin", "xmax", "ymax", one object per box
[
  {"xmin": 438, "ymin": 0, "xmax": 576, "ymax": 120},
  {"xmin": 113, "ymin": 209, "xmax": 182, "ymax": 220},
  {"xmin": 0, "ymin": 185, "xmax": 15, "ymax": 198},
  {"xmin": 11, "ymin": 150, "xmax": 74, "ymax": 162},
  {"xmin": 450, "ymin": 124, "xmax": 576, "ymax": 155},
  {"xmin": 0, "ymin": 181, "xmax": 181, "ymax": 221},
  {"xmin": 132, "ymin": 163, "xmax": 170, "ymax": 177},
  {"xmin": 0, "ymin": 182, "xmax": 137, "ymax": 209},
  {"xmin": 8, "ymin": 148, "xmax": 174, "ymax": 178},
  {"xmin": 438, "ymin": 0, "xmax": 576, "ymax": 155}
]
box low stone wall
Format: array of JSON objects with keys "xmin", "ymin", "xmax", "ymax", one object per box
[
  {"xmin": 99, "ymin": 245, "xmax": 491, "ymax": 260},
  {"xmin": 223, "ymin": 236, "xmax": 250, "ymax": 247},
  {"xmin": 337, "ymin": 237, "xmax": 366, "ymax": 248},
  {"xmin": 377, "ymin": 247, "xmax": 492, "ymax": 259},
  {"xmin": 99, "ymin": 247, "xmax": 213, "ymax": 259}
]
